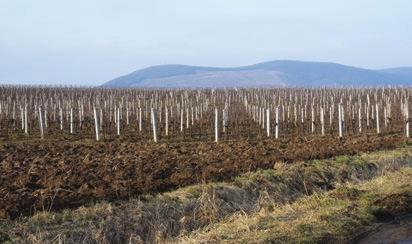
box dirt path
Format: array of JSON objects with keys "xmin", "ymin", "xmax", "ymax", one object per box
[{"xmin": 356, "ymin": 216, "xmax": 412, "ymax": 244}]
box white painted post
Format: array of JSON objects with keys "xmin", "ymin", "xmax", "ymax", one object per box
[
  {"xmin": 376, "ymin": 103, "xmax": 380, "ymax": 134},
  {"xmin": 338, "ymin": 104, "xmax": 343, "ymax": 138},
  {"xmin": 139, "ymin": 107, "xmax": 142, "ymax": 132},
  {"xmin": 70, "ymin": 108, "xmax": 73, "ymax": 134},
  {"xmin": 215, "ymin": 108, "xmax": 218, "ymax": 142},
  {"xmin": 117, "ymin": 107, "xmax": 120, "ymax": 136},
  {"xmin": 311, "ymin": 106, "xmax": 315, "ymax": 133},
  {"xmin": 126, "ymin": 106, "xmax": 129, "ymax": 125},
  {"xmin": 93, "ymin": 106, "xmax": 100, "ymax": 141},
  {"xmin": 320, "ymin": 107, "xmax": 324, "ymax": 136},
  {"xmin": 406, "ymin": 101, "xmax": 409, "ymax": 138},
  {"xmin": 222, "ymin": 109, "xmax": 226, "ymax": 133},
  {"xmin": 24, "ymin": 105, "xmax": 28, "ymax": 135},
  {"xmin": 180, "ymin": 109, "xmax": 184, "ymax": 132},
  {"xmin": 38, "ymin": 106, "xmax": 44, "ymax": 139},
  {"xmin": 186, "ymin": 107, "xmax": 189, "ymax": 129},
  {"xmin": 358, "ymin": 106, "xmax": 362, "ymax": 133},
  {"xmin": 21, "ymin": 107, "xmax": 24, "ymax": 131},
  {"xmin": 341, "ymin": 105, "xmax": 345, "ymax": 132},
  {"xmin": 266, "ymin": 108, "xmax": 270, "ymax": 137},
  {"xmin": 151, "ymin": 108, "xmax": 158, "ymax": 143},
  {"xmin": 275, "ymin": 107, "xmax": 279, "ymax": 139},
  {"xmin": 59, "ymin": 107, "xmax": 63, "ymax": 130},
  {"xmin": 165, "ymin": 107, "xmax": 169, "ymax": 136}
]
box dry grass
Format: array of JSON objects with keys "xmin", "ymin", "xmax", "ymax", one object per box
[
  {"xmin": 179, "ymin": 168, "xmax": 412, "ymax": 243},
  {"xmin": 1, "ymin": 147, "xmax": 411, "ymax": 243}
]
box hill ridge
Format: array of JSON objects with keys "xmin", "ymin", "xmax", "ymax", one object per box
[{"xmin": 102, "ymin": 60, "xmax": 412, "ymax": 88}]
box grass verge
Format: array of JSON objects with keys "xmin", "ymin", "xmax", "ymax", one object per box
[{"xmin": 180, "ymin": 168, "xmax": 412, "ymax": 243}]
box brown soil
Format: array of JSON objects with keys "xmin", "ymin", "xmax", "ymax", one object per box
[{"xmin": 0, "ymin": 134, "xmax": 408, "ymax": 219}]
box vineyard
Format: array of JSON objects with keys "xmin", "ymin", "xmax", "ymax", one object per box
[
  {"xmin": 0, "ymin": 86, "xmax": 411, "ymax": 219},
  {"xmin": 0, "ymin": 86, "xmax": 410, "ymax": 142}
]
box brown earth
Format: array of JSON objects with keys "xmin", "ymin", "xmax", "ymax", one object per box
[{"xmin": 0, "ymin": 134, "xmax": 409, "ymax": 219}]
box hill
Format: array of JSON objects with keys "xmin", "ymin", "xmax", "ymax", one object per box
[
  {"xmin": 102, "ymin": 60, "xmax": 412, "ymax": 87},
  {"xmin": 378, "ymin": 67, "xmax": 412, "ymax": 81}
]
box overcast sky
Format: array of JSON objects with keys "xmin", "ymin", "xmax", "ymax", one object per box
[{"xmin": 0, "ymin": 0, "xmax": 411, "ymax": 86}]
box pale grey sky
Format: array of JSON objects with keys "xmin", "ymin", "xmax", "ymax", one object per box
[{"xmin": 0, "ymin": 0, "xmax": 411, "ymax": 85}]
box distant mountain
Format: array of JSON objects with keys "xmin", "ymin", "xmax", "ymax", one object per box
[
  {"xmin": 377, "ymin": 67, "xmax": 412, "ymax": 81},
  {"xmin": 102, "ymin": 60, "xmax": 412, "ymax": 88}
]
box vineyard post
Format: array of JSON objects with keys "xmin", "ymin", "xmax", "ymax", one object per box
[
  {"xmin": 358, "ymin": 106, "xmax": 362, "ymax": 133},
  {"xmin": 70, "ymin": 108, "xmax": 73, "ymax": 134},
  {"xmin": 180, "ymin": 109, "xmax": 184, "ymax": 132},
  {"xmin": 59, "ymin": 107, "xmax": 63, "ymax": 130},
  {"xmin": 376, "ymin": 103, "xmax": 380, "ymax": 134},
  {"xmin": 406, "ymin": 101, "xmax": 410, "ymax": 138},
  {"xmin": 215, "ymin": 108, "xmax": 218, "ymax": 142},
  {"xmin": 338, "ymin": 103, "xmax": 343, "ymax": 138},
  {"xmin": 266, "ymin": 108, "xmax": 270, "ymax": 137},
  {"xmin": 275, "ymin": 106, "xmax": 279, "ymax": 139},
  {"xmin": 24, "ymin": 104, "xmax": 28, "ymax": 134},
  {"xmin": 20, "ymin": 107, "xmax": 24, "ymax": 131},
  {"xmin": 93, "ymin": 106, "xmax": 100, "ymax": 141},
  {"xmin": 126, "ymin": 106, "xmax": 129, "ymax": 125},
  {"xmin": 320, "ymin": 107, "xmax": 324, "ymax": 136},
  {"xmin": 38, "ymin": 106, "xmax": 44, "ymax": 139},
  {"xmin": 117, "ymin": 107, "xmax": 120, "ymax": 136},
  {"xmin": 139, "ymin": 107, "xmax": 142, "ymax": 132},
  {"xmin": 186, "ymin": 107, "xmax": 189, "ymax": 129},
  {"xmin": 341, "ymin": 103, "xmax": 345, "ymax": 133},
  {"xmin": 151, "ymin": 108, "xmax": 157, "ymax": 143},
  {"xmin": 311, "ymin": 105, "xmax": 315, "ymax": 133},
  {"xmin": 165, "ymin": 106, "xmax": 169, "ymax": 136}
]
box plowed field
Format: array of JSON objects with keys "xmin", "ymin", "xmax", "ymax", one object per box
[{"xmin": 0, "ymin": 134, "xmax": 409, "ymax": 219}]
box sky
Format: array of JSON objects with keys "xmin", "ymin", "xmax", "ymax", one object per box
[{"xmin": 0, "ymin": 0, "xmax": 411, "ymax": 86}]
